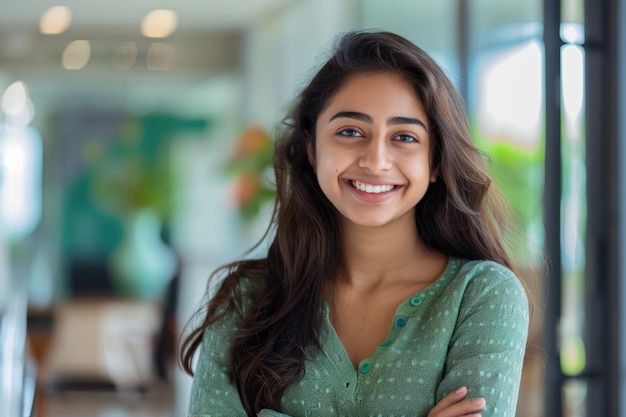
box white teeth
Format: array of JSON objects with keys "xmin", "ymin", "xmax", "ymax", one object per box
[{"xmin": 352, "ymin": 180, "xmax": 394, "ymax": 194}]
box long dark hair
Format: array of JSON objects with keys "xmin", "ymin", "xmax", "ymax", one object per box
[{"xmin": 180, "ymin": 30, "xmax": 518, "ymax": 416}]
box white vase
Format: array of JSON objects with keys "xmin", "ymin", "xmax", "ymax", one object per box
[{"xmin": 110, "ymin": 208, "xmax": 176, "ymax": 300}]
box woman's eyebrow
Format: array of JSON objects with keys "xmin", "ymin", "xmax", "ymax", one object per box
[
  {"xmin": 388, "ymin": 116, "xmax": 428, "ymax": 131},
  {"xmin": 329, "ymin": 111, "xmax": 372, "ymax": 123},
  {"xmin": 328, "ymin": 111, "xmax": 428, "ymax": 131}
]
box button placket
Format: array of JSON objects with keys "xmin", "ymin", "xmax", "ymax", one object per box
[{"xmin": 380, "ymin": 338, "xmax": 392, "ymax": 347}]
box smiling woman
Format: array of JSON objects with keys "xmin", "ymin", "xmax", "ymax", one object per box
[{"xmin": 180, "ymin": 30, "xmax": 529, "ymax": 417}]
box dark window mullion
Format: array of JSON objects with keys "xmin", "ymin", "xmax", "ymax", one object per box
[
  {"xmin": 543, "ymin": 0, "xmax": 564, "ymax": 415},
  {"xmin": 619, "ymin": 0, "xmax": 626, "ymax": 414},
  {"xmin": 584, "ymin": 0, "xmax": 621, "ymax": 415},
  {"xmin": 457, "ymin": 0, "xmax": 470, "ymax": 102}
]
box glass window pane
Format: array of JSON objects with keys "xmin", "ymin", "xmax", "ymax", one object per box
[
  {"xmin": 560, "ymin": 40, "xmax": 586, "ymax": 417},
  {"xmin": 471, "ymin": 0, "xmax": 543, "ymax": 38},
  {"xmin": 563, "ymin": 379, "xmax": 588, "ymax": 417},
  {"xmin": 359, "ymin": 0, "xmax": 459, "ymax": 85},
  {"xmin": 468, "ymin": 1, "xmax": 544, "ymax": 417},
  {"xmin": 562, "ymin": 0, "xmax": 584, "ymax": 26}
]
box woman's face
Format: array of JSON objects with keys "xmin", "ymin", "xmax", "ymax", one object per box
[{"xmin": 311, "ymin": 71, "xmax": 436, "ymax": 229}]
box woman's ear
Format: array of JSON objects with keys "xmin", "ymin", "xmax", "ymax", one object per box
[{"xmin": 430, "ymin": 167, "xmax": 438, "ymax": 183}]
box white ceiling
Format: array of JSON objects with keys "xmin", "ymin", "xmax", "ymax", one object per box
[
  {"xmin": 0, "ymin": 0, "xmax": 298, "ymax": 117},
  {"xmin": 0, "ymin": 0, "xmax": 295, "ymax": 30}
]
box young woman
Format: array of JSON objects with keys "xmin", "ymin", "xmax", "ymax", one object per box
[{"xmin": 181, "ymin": 30, "xmax": 529, "ymax": 417}]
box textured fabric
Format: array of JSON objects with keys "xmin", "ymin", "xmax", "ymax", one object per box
[{"xmin": 189, "ymin": 257, "xmax": 529, "ymax": 417}]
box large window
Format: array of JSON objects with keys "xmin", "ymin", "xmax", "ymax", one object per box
[{"xmin": 358, "ymin": 0, "xmax": 598, "ymax": 416}]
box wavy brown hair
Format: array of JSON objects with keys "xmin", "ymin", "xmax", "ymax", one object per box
[{"xmin": 179, "ymin": 30, "xmax": 518, "ymax": 416}]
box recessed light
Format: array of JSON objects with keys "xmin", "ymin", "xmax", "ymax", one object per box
[
  {"xmin": 147, "ymin": 43, "xmax": 177, "ymax": 71},
  {"xmin": 62, "ymin": 40, "xmax": 91, "ymax": 70},
  {"xmin": 114, "ymin": 42, "xmax": 138, "ymax": 70},
  {"xmin": 39, "ymin": 6, "xmax": 72, "ymax": 35},
  {"xmin": 141, "ymin": 9, "xmax": 178, "ymax": 38},
  {"xmin": 1, "ymin": 81, "xmax": 29, "ymax": 116}
]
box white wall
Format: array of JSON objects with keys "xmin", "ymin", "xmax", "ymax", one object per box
[{"xmin": 243, "ymin": 0, "xmax": 358, "ymax": 127}]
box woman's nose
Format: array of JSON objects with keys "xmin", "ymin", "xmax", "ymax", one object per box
[{"xmin": 359, "ymin": 137, "xmax": 392, "ymax": 173}]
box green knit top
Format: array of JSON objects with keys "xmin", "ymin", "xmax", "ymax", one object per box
[{"xmin": 189, "ymin": 257, "xmax": 529, "ymax": 417}]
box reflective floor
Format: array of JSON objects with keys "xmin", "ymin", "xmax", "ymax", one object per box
[{"xmin": 37, "ymin": 383, "xmax": 174, "ymax": 417}]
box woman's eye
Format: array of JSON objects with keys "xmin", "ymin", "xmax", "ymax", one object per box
[
  {"xmin": 394, "ymin": 134, "xmax": 418, "ymax": 143},
  {"xmin": 338, "ymin": 129, "xmax": 362, "ymax": 137}
]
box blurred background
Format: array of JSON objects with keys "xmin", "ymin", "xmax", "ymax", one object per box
[{"xmin": 0, "ymin": 0, "xmax": 624, "ymax": 416}]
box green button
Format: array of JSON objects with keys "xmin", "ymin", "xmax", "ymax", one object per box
[
  {"xmin": 394, "ymin": 316, "xmax": 408, "ymax": 329},
  {"xmin": 360, "ymin": 362, "xmax": 372, "ymax": 374},
  {"xmin": 410, "ymin": 296, "xmax": 422, "ymax": 306}
]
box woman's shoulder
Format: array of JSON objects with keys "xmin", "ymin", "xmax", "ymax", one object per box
[
  {"xmin": 451, "ymin": 257, "xmax": 528, "ymax": 305},
  {"xmin": 455, "ymin": 258, "xmax": 517, "ymax": 281}
]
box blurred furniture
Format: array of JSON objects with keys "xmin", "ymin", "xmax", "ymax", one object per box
[
  {"xmin": 43, "ymin": 298, "xmax": 161, "ymax": 391},
  {"xmin": 69, "ymin": 257, "xmax": 115, "ymax": 297}
]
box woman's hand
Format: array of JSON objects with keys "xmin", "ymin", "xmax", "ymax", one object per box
[{"xmin": 427, "ymin": 387, "xmax": 486, "ymax": 417}]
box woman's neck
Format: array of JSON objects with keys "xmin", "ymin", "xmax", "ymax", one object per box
[{"xmin": 336, "ymin": 217, "xmax": 444, "ymax": 293}]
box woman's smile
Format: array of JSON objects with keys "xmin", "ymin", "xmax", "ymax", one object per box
[
  {"xmin": 344, "ymin": 179, "xmax": 402, "ymax": 204},
  {"xmin": 350, "ymin": 180, "xmax": 396, "ymax": 194}
]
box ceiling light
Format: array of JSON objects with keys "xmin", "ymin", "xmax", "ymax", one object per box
[
  {"xmin": 1, "ymin": 81, "xmax": 29, "ymax": 116},
  {"xmin": 147, "ymin": 43, "xmax": 176, "ymax": 71},
  {"xmin": 39, "ymin": 6, "xmax": 72, "ymax": 35},
  {"xmin": 6, "ymin": 97, "xmax": 35, "ymax": 129},
  {"xmin": 114, "ymin": 42, "xmax": 138, "ymax": 70},
  {"xmin": 62, "ymin": 40, "xmax": 91, "ymax": 70},
  {"xmin": 141, "ymin": 9, "xmax": 178, "ymax": 38}
]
